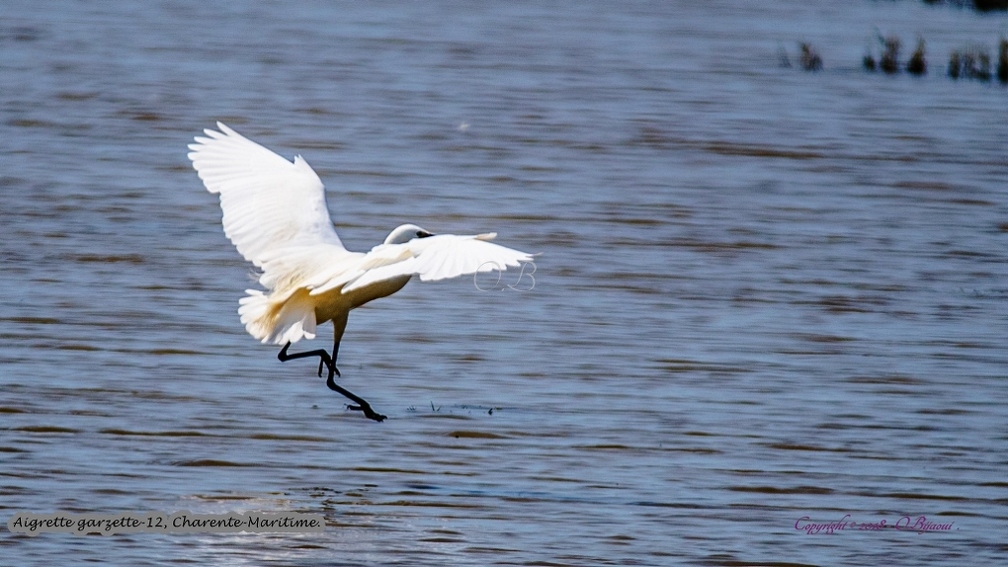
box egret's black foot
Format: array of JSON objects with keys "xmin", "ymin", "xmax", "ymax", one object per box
[
  {"xmin": 326, "ymin": 372, "xmax": 385, "ymax": 422},
  {"xmin": 347, "ymin": 404, "xmax": 387, "ymax": 422}
]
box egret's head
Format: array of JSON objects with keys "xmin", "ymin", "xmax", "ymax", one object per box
[{"xmin": 385, "ymin": 223, "xmax": 435, "ymax": 245}]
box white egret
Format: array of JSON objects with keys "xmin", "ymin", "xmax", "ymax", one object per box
[{"xmin": 188, "ymin": 123, "xmax": 534, "ymax": 421}]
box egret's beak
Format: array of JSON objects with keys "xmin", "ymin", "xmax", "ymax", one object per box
[{"xmin": 415, "ymin": 230, "xmax": 434, "ymax": 239}]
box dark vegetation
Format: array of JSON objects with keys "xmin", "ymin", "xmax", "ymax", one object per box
[
  {"xmin": 798, "ymin": 34, "xmax": 1008, "ymax": 85},
  {"xmin": 922, "ymin": 0, "xmax": 1007, "ymax": 12},
  {"xmin": 799, "ymin": 43, "xmax": 823, "ymax": 71}
]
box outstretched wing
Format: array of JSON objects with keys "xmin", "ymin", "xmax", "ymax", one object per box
[
  {"xmin": 309, "ymin": 233, "xmax": 535, "ymax": 295},
  {"xmin": 188, "ymin": 122, "xmax": 345, "ymax": 267},
  {"xmin": 409, "ymin": 233, "xmax": 534, "ymax": 283}
]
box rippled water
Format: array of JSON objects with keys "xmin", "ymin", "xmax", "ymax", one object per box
[{"xmin": 3, "ymin": 1, "xmax": 1008, "ymax": 565}]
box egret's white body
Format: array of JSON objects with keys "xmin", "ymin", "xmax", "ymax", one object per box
[{"xmin": 187, "ymin": 123, "xmax": 534, "ymax": 420}]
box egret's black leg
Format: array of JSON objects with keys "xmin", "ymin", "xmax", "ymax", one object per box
[
  {"xmin": 323, "ymin": 369, "xmax": 386, "ymax": 422},
  {"xmin": 326, "ymin": 341, "xmax": 340, "ymax": 378},
  {"xmin": 278, "ymin": 342, "xmax": 334, "ymax": 376},
  {"xmin": 277, "ymin": 342, "xmax": 385, "ymax": 422}
]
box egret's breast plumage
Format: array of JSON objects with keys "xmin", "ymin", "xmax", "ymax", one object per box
[{"xmin": 312, "ymin": 274, "xmax": 412, "ymax": 325}]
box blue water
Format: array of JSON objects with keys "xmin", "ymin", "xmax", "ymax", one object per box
[{"xmin": 2, "ymin": 1, "xmax": 1007, "ymax": 565}]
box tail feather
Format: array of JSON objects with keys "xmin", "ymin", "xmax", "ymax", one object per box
[{"xmin": 238, "ymin": 288, "xmax": 317, "ymax": 345}]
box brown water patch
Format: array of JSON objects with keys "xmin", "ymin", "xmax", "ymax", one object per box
[
  {"xmin": 100, "ymin": 428, "xmax": 210, "ymax": 437},
  {"xmin": 683, "ymin": 430, "xmax": 715, "ymax": 436},
  {"xmin": 289, "ymin": 543, "xmax": 328, "ymax": 550},
  {"xmin": 728, "ymin": 485, "xmax": 834, "ymax": 495},
  {"xmin": 463, "ymin": 546, "xmax": 529, "ymax": 554},
  {"xmin": 577, "ymin": 443, "xmax": 634, "ymax": 450},
  {"xmin": 290, "ymin": 139, "xmax": 347, "ymax": 151},
  {"xmin": 174, "ymin": 459, "xmax": 257, "ymax": 467},
  {"xmin": 846, "ymin": 374, "xmax": 922, "ymax": 385},
  {"xmin": 133, "ymin": 112, "xmax": 164, "ymax": 121},
  {"xmin": 948, "ymin": 198, "xmax": 995, "ymax": 206},
  {"xmin": 448, "ymin": 430, "xmax": 508, "ymax": 439},
  {"xmin": 530, "ymin": 475, "xmax": 586, "ymax": 484},
  {"xmin": 14, "ymin": 425, "xmax": 80, "ymax": 434},
  {"xmin": 764, "ymin": 442, "xmax": 848, "ymax": 453},
  {"xmin": 606, "ymin": 217, "xmax": 664, "ymax": 226},
  {"xmin": 73, "ymin": 253, "xmax": 145, "ymax": 264},
  {"xmin": 56, "ymin": 344, "xmax": 100, "ymax": 351},
  {"xmin": 654, "ymin": 358, "xmax": 745, "ymax": 374},
  {"xmin": 352, "ymin": 466, "xmax": 428, "ymax": 474},
  {"xmin": 148, "ymin": 348, "xmax": 203, "ymax": 355},
  {"xmin": 420, "ymin": 536, "xmax": 464, "ymax": 543},
  {"xmin": 248, "ymin": 433, "xmax": 331, "ymax": 442},
  {"xmin": 2, "ymin": 317, "xmax": 61, "ymax": 325},
  {"xmin": 55, "ymin": 91, "xmax": 99, "ymax": 101},
  {"xmin": 673, "ymin": 238, "xmax": 782, "ymax": 252},
  {"xmin": 815, "ymin": 422, "xmax": 852, "ymax": 430},
  {"xmin": 802, "ymin": 294, "xmax": 888, "ymax": 313},
  {"xmin": 943, "ymin": 249, "xmax": 999, "ymax": 259},
  {"xmin": 190, "ymin": 493, "xmax": 289, "ymax": 502},
  {"xmin": 917, "ymin": 407, "xmax": 972, "ymax": 415},
  {"xmin": 709, "ymin": 556, "xmax": 818, "ymax": 560},
  {"xmin": 666, "ymin": 447, "xmax": 723, "ymax": 454},
  {"xmin": 7, "ymin": 119, "xmax": 57, "ymax": 128},
  {"xmin": 892, "ymin": 180, "xmax": 956, "ymax": 191},
  {"xmin": 702, "ymin": 141, "xmax": 825, "ymax": 160},
  {"xmin": 979, "ymin": 481, "xmax": 1008, "ymax": 488},
  {"xmin": 872, "ymin": 492, "xmax": 969, "ymax": 502},
  {"xmin": 792, "ymin": 333, "xmax": 857, "ymax": 343},
  {"xmin": 93, "ymin": 488, "xmax": 134, "ymax": 495},
  {"xmin": 380, "ymin": 500, "xmax": 485, "ymax": 509}
]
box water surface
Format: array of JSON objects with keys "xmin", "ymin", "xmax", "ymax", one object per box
[{"xmin": 2, "ymin": 1, "xmax": 1007, "ymax": 565}]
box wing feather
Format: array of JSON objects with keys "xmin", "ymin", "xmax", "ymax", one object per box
[
  {"xmin": 337, "ymin": 234, "xmax": 535, "ymax": 293},
  {"xmin": 188, "ymin": 122, "xmax": 346, "ymax": 268}
]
